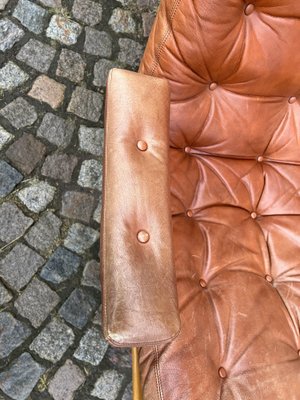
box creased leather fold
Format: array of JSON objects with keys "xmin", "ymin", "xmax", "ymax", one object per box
[{"xmin": 100, "ymin": 68, "xmax": 181, "ymax": 347}]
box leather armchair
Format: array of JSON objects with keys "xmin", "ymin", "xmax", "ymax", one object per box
[{"xmin": 100, "ymin": 1, "xmax": 300, "ymax": 399}]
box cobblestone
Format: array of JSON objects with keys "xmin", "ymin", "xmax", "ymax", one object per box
[
  {"xmin": 109, "ymin": 8, "xmax": 136, "ymax": 34},
  {"xmin": 0, "ymin": 202, "xmax": 33, "ymax": 243},
  {"xmin": 0, "ymin": 97, "xmax": 38, "ymax": 129},
  {"xmin": 93, "ymin": 59, "xmax": 118, "ymax": 87},
  {"xmin": 64, "ymin": 222, "xmax": 99, "ymax": 254},
  {"xmin": 41, "ymin": 153, "xmax": 78, "ymax": 182},
  {"xmin": 82, "ymin": 259, "xmax": 100, "ymax": 290},
  {"xmin": 106, "ymin": 347, "xmax": 131, "ymax": 369},
  {"xmin": 61, "ymin": 190, "xmax": 96, "ymax": 223},
  {"xmin": 91, "ymin": 370, "xmax": 125, "ymax": 400},
  {"xmin": 77, "ymin": 159, "xmax": 102, "ymax": 190},
  {"xmin": 118, "ymin": 38, "xmax": 144, "ymax": 68},
  {"xmin": 78, "ymin": 126, "xmax": 103, "ymax": 156},
  {"xmin": 93, "ymin": 200, "xmax": 102, "ymax": 223},
  {"xmin": 37, "ymin": 112, "xmax": 75, "ymax": 147},
  {"xmin": 74, "ymin": 326, "xmax": 108, "ymax": 365},
  {"xmin": 0, "ymin": 126, "xmax": 13, "ymax": 150},
  {"xmin": 13, "ymin": 0, "xmax": 47, "ymax": 34},
  {"xmin": 28, "ymin": 75, "xmax": 66, "ymax": 109},
  {"xmin": 67, "ymin": 86, "xmax": 103, "ymax": 122},
  {"xmin": 39, "ymin": 0, "xmax": 61, "ymax": 6},
  {"xmin": 0, "ymin": 0, "xmax": 9, "ymax": 10},
  {"xmin": 17, "ymin": 38, "xmax": 56, "ymax": 73},
  {"xmin": 72, "ymin": 0, "xmax": 102, "ymax": 26},
  {"xmin": 0, "ymin": 62, "xmax": 28, "ymax": 91},
  {"xmin": 0, "ymin": 161, "xmax": 23, "ymax": 198},
  {"xmin": 0, "ymin": 18, "xmax": 24, "ymax": 52},
  {"xmin": 122, "ymin": 383, "xmax": 133, "ymax": 400},
  {"xmin": 17, "ymin": 180, "xmax": 56, "ymax": 213},
  {"xmin": 0, "ymin": 313, "xmax": 31, "ymax": 359},
  {"xmin": 56, "ymin": 49, "xmax": 86, "ymax": 83},
  {"xmin": 84, "ymin": 28, "xmax": 112, "ymax": 57},
  {"xmin": 47, "ymin": 15, "xmax": 82, "ymax": 45},
  {"xmin": 0, "ymin": 282, "xmax": 12, "ymax": 305}
]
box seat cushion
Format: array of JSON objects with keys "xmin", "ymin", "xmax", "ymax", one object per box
[{"xmin": 138, "ymin": 0, "xmax": 300, "ymax": 398}]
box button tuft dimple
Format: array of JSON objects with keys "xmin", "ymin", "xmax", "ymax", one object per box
[
  {"xmin": 257, "ymin": 156, "xmax": 264, "ymax": 163},
  {"xmin": 137, "ymin": 140, "xmax": 148, "ymax": 151},
  {"xmin": 186, "ymin": 209, "xmax": 193, "ymax": 218},
  {"xmin": 218, "ymin": 367, "xmax": 227, "ymax": 379},
  {"xmin": 265, "ymin": 274, "xmax": 273, "ymax": 283},
  {"xmin": 137, "ymin": 230, "xmax": 150, "ymax": 243},
  {"xmin": 244, "ymin": 3, "xmax": 254, "ymax": 15},
  {"xmin": 209, "ymin": 82, "xmax": 218, "ymax": 91},
  {"xmin": 184, "ymin": 146, "xmax": 191, "ymax": 153},
  {"xmin": 288, "ymin": 96, "xmax": 297, "ymax": 104},
  {"xmin": 250, "ymin": 212, "xmax": 257, "ymax": 219},
  {"xmin": 199, "ymin": 279, "xmax": 207, "ymax": 288}
]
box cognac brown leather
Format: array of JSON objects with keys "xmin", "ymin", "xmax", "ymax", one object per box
[
  {"xmin": 101, "ymin": 0, "xmax": 300, "ymax": 398},
  {"xmin": 101, "ymin": 68, "xmax": 180, "ymax": 347}
]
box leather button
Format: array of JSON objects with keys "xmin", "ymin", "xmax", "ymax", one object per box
[
  {"xmin": 288, "ymin": 96, "xmax": 297, "ymax": 104},
  {"xmin": 209, "ymin": 82, "xmax": 218, "ymax": 91},
  {"xmin": 137, "ymin": 230, "xmax": 150, "ymax": 243},
  {"xmin": 199, "ymin": 279, "xmax": 207, "ymax": 288},
  {"xmin": 244, "ymin": 3, "xmax": 254, "ymax": 15},
  {"xmin": 186, "ymin": 209, "xmax": 193, "ymax": 217},
  {"xmin": 136, "ymin": 140, "xmax": 148, "ymax": 151},
  {"xmin": 218, "ymin": 367, "xmax": 227, "ymax": 379},
  {"xmin": 265, "ymin": 274, "xmax": 273, "ymax": 283},
  {"xmin": 184, "ymin": 146, "xmax": 191, "ymax": 153},
  {"xmin": 257, "ymin": 156, "xmax": 264, "ymax": 162},
  {"xmin": 250, "ymin": 212, "xmax": 257, "ymax": 219}
]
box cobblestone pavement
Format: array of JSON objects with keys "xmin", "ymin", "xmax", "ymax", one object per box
[{"xmin": 0, "ymin": 0, "xmax": 158, "ymax": 399}]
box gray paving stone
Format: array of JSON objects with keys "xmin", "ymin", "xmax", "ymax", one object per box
[
  {"xmin": 25, "ymin": 211, "xmax": 62, "ymax": 253},
  {"xmin": 0, "ymin": 282, "xmax": 12, "ymax": 305},
  {"xmin": 0, "ymin": 97, "xmax": 38, "ymax": 129},
  {"xmin": 137, "ymin": 0, "xmax": 159, "ymax": 8},
  {"xmin": 59, "ymin": 287, "xmax": 97, "ymax": 329},
  {"xmin": 91, "ymin": 370, "xmax": 125, "ymax": 400},
  {"xmin": 0, "ymin": 0, "xmax": 9, "ymax": 10},
  {"xmin": 0, "ymin": 243, "xmax": 45, "ymax": 290},
  {"xmin": 93, "ymin": 200, "xmax": 102, "ymax": 223},
  {"xmin": 15, "ymin": 278, "xmax": 60, "ymax": 328},
  {"xmin": 30, "ymin": 318, "xmax": 74, "ymax": 362},
  {"xmin": 106, "ymin": 347, "xmax": 131, "ymax": 368},
  {"xmin": 0, "ymin": 313, "xmax": 31, "ymax": 359},
  {"xmin": 48, "ymin": 360, "xmax": 85, "ymax": 400},
  {"xmin": 0, "ymin": 62, "xmax": 29, "ymax": 90},
  {"xmin": 13, "ymin": 0, "xmax": 47, "ymax": 34},
  {"xmin": 61, "ymin": 191, "xmax": 96, "ymax": 223},
  {"xmin": 84, "ymin": 28, "xmax": 112, "ymax": 57},
  {"xmin": 118, "ymin": 38, "xmax": 144, "ymax": 68},
  {"xmin": 47, "ymin": 15, "xmax": 82, "ymax": 45},
  {"xmin": 93, "ymin": 59, "xmax": 118, "ymax": 87},
  {"xmin": 0, "ymin": 203, "xmax": 33, "ymax": 244},
  {"xmin": 0, "ymin": 161, "xmax": 23, "ymax": 198},
  {"xmin": 64, "ymin": 222, "xmax": 99, "ymax": 254},
  {"xmin": 0, "ymin": 18, "xmax": 24, "ymax": 52},
  {"xmin": 82, "ymin": 260, "xmax": 100, "ymax": 290},
  {"xmin": 74, "ymin": 326, "xmax": 108, "ymax": 365},
  {"xmin": 28, "ymin": 75, "xmax": 66, "ymax": 109},
  {"xmin": 40, "ymin": 246, "xmax": 81, "ymax": 284},
  {"xmin": 17, "ymin": 180, "xmax": 56, "ymax": 213},
  {"xmin": 6, "ymin": 133, "xmax": 46, "ymax": 174},
  {"xmin": 78, "ymin": 125, "xmax": 103, "ymax": 156},
  {"xmin": 122, "ymin": 382, "xmax": 133, "ymax": 400},
  {"xmin": 0, "ymin": 353, "xmax": 45, "ymax": 400},
  {"xmin": 67, "ymin": 86, "xmax": 103, "ymax": 122},
  {"xmin": 56, "ymin": 49, "xmax": 86, "ymax": 83},
  {"xmin": 72, "ymin": 0, "xmax": 102, "ymax": 26},
  {"xmin": 0, "ymin": 126, "xmax": 13, "ymax": 150},
  {"xmin": 109, "ymin": 8, "xmax": 136, "ymax": 34},
  {"xmin": 38, "ymin": 0, "xmax": 61, "ymax": 6},
  {"xmin": 93, "ymin": 306, "xmax": 101, "ymax": 326},
  {"xmin": 77, "ymin": 159, "xmax": 102, "ymax": 190},
  {"xmin": 37, "ymin": 113, "xmax": 75, "ymax": 148},
  {"xmin": 142, "ymin": 11, "xmax": 155, "ymax": 37},
  {"xmin": 41, "ymin": 153, "xmax": 78, "ymax": 183},
  {"xmin": 17, "ymin": 38, "xmax": 56, "ymax": 73}
]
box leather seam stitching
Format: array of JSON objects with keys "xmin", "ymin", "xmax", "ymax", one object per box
[{"xmin": 154, "ymin": 346, "xmax": 164, "ymax": 400}]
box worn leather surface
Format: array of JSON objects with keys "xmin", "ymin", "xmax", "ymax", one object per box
[
  {"xmin": 101, "ymin": 69, "xmax": 180, "ymax": 347},
  {"xmin": 136, "ymin": 0, "xmax": 300, "ymax": 398}
]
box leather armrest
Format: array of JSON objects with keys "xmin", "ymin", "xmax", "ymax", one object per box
[{"xmin": 100, "ymin": 68, "xmax": 181, "ymax": 347}]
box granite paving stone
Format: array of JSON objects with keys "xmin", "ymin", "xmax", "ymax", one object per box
[
  {"xmin": 0, "ymin": 243, "xmax": 45, "ymax": 290},
  {"xmin": 0, "ymin": 161, "xmax": 23, "ymax": 198},
  {"xmin": 142, "ymin": 11, "xmax": 155, "ymax": 37},
  {"xmin": 105, "ymin": 347, "xmax": 131, "ymax": 368},
  {"xmin": 67, "ymin": 86, "xmax": 103, "ymax": 122},
  {"xmin": 137, "ymin": 0, "xmax": 159, "ymax": 7},
  {"xmin": 109, "ymin": 8, "xmax": 136, "ymax": 34},
  {"xmin": 72, "ymin": 0, "xmax": 102, "ymax": 26},
  {"xmin": 118, "ymin": 38, "xmax": 144, "ymax": 68},
  {"xmin": 93, "ymin": 59, "xmax": 118, "ymax": 87},
  {"xmin": 93, "ymin": 200, "xmax": 102, "ymax": 223},
  {"xmin": 59, "ymin": 287, "xmax": 98, "ymax": 329},
  {"xmin": 28, "ymin": 75, "xmax": 66, "ymax": 109},
  {"xmin": 0, "ymin": 126, "xmax": 13, "ymax": 150},
  {"xmin": 37, "ymin": 113, "xmax": 75, "ymax": 147},
  {"xmin": 78, "ymin": 126, "xmax": 103, "ymax": 156},
  {"xmin": 0, "ymin": 353, "xmax": 45, "ymax": 400},
  {"xmin": 38, "ymin": 0, "xmax": 61, "ymax": 6},
  {"xmin": 0, "ymin": 18, "xmax": 24, "ymax": 52},
  {"xmin": 0, "ymin": 97, "xmax": 38, "ymax": 129},
  {"xmin": 17, "ymin": 38, "xmax": 56, "ymax": 73},
  {"xmin": 6, "ymin": 133, "xmax": 46, "ymax": 174},
  {"xmin": 30, "ymin": 318, "xmax": 75, "ymax": 362},
  {"xmin": 15, "ymin": 278, "xmax": 60, "ymax": 328},
  {"xmin": 41, "ymin": 153, "xmax": 78, "ymax": 182},
  {"xmin": 81, "ymin": 260, "xmax": 100, "ymax": 290},
  {"xmin": 0, "ymin": 282, "xmax": 12, "ymax": 305},
  {"xmin": 122, "ymin": 383, "xmax": 133, "ymax": 400},
  {"xmin": 77, "ymin": 159, "xmax": 102, "ymax": 190},
  {"xmin": 56, "ymin": 49, "xmax": 86, "ymax": 83},
  {"xmin": 61, "ymin": 190, "xmax": 96, "ymax": 223},
  {"xmin": 47, "ymin": 15, "xmax": 82, "ymax": 45},
  {"xmin": 91, "ymin": 370, "xmax": 125, "ymax": 400},
  {"xmin": 0, "ymin": 313, "xmax": 31, "ymax": 359},
  {"xmin": 0, "ymin": 0, "xmax": 9, "ymax": 10},
  {"xmin": 40, "ymin": 246, "xmax": 81, "ymax": 284},
  {"xmin": 48, "ymin": 359, "xmax": 85, "ymax": 400},
  {"xmin": 92, "ymin": 307, "xmax": 101, "ymax": 326},
  {"xmin": 84, "ymin": 28, "xmax": 112, "ymax": 57},
  {"xmin": 0, "ymin": 62, "xmax": 29, "ymax": 90},
  {"xmin": 13, "ymin": 0, "xmax": 47, "ymax": 34},
  {"xmin": 17, "ymin": 180, "xmax": 56, "ymax": 213},
  {"xmin": 0, "ymin": 203, "xmax": 33, "ymax": 243},
  {"xmin": 25, "ymin": 211, "xmax": 62, "ymax": 253},
  {"xmin": 64, "ymin": 222, "xmax": 99, "ymax": 254},
  {"xmin": 74, "ymin": 326, "xmax": 108, "ymax": 365}
]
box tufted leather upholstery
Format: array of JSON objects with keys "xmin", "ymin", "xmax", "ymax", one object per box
[{"xmin": 102, "ymin": 0, "xmax": 300, "ymax": 399}]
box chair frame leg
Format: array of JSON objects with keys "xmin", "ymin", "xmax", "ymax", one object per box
[{"xmin": 132, "ymin": 347, "xmax": 143, "ymax": 400}]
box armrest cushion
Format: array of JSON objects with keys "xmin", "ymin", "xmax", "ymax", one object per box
[{"xmin": 100, "ymin": 68, "xmax": 181, "ymax": 347}]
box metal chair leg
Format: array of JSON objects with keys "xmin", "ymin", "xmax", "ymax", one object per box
[{"xmin": 132, "ymin": 347, "xmax": 143, "ymax": 400}]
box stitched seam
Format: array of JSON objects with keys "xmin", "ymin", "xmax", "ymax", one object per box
[{"xmin": 154, "ymin": 346, "xmax": 164, "ymax": 400}]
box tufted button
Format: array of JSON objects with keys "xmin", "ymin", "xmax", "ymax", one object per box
[
  {"xmin": 184, "ymin": 146, "xmax": 191, "ymax": 153},
  {"xmin": 209, "ymin": 82, "xmax": 218, "ymax": 91},
  {"xmin": 250, "ymin": 212, "xmax": 257, "ymax": 219},
  {"xmin": 186, "ymin": 209, "xmax": 193, "ymax": 218},
  {"xmin": 137, "ymin": 230, "xmax": 150, "ymax": 243},
  {"xmin": 244, "ymin": 3, "xmax": 255, "ymax": 15},
  {"xmin": 257, "ymin": 156, "xmax": 264, "ymax": 163},
  {"xmin": 265, "ymin": 274, "xmax": 273, "ymax": 283},
  {"xmin": 199, "ymin": 279, "xmax": 207, "ymax": 288},
  {"xmin": 136, "ymin": 140, "xmax": 148, "ymax": 151},
  {"xmin": 288, "ymin": 96, "xmax": 297, "ymax": 104},
  {"xmin": 218, "ymin": 367, "xmax": 227, "ymax": 379}
]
